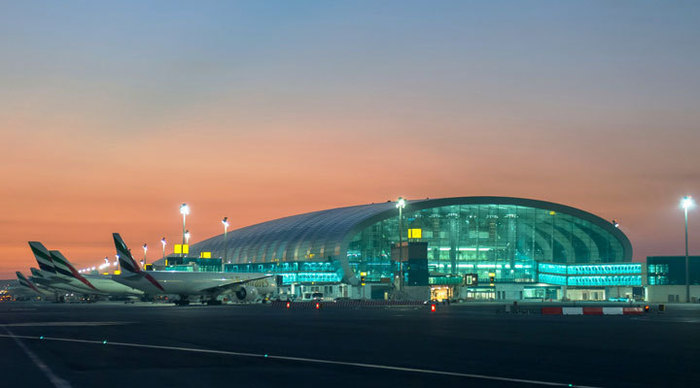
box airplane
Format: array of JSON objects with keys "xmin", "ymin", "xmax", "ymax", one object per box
[
  {"xmin": 12, "ymin": 271, "xmax": 56, "ymax": 300},
  {"xmin": 26, "ymin": 267, "xmax": 82, "ymax": 302},
  {"xmin": 48, "ymin": 250, "xmax": 143, "ymax": 298},
  {"xmin": 28, "ymin": 242, "xmax": 101, "ymax": 295},
  {"xmin": 112, "ymin": 233, "xmax": 279, "ymax": 305},
  {"xmin": 28, "ymin": 267, "xmax": 51, "ymax": 287},
  {"xmin": 16, "ymin": 271, "xmax": 54, "ymax": 297}
]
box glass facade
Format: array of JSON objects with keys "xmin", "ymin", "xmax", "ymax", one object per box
[
  {"xmin": 538, "ymin": 263, "xmax": 643, "ymax": 286},
  {"xmin": 347, "ymin": 204, "xmax": 626, "ymax": 284},
  {"xmin": 224, "ymin": 261, "xmax": 343, "ymax": 285},
  {"xmin": 647, "ymin": 256, "xmax": 700, "ymax": 285},
  {"xmin": 164, "ymin": 257, "xmax": 223, "ymax": 272},
  {"xmin": 189, "ymin": 197, "xmax": 631, "ymax": 285}
]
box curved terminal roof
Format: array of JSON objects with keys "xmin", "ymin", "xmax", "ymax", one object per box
[
  {"xmin": 191, "ymin": 200, "xmax": 402, "ymax": 264},
  {"xmin": 191, "ymin": 196, "xmax": 633, "ymax": 265}
]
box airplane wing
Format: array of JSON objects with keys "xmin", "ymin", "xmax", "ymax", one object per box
[{"xmin": 200, "ymin": 274, "xmax": 276, "ymax": 295}]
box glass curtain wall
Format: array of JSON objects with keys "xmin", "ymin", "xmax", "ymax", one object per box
[{"xmin": 347, "ymin": 204, "xmax": 624, "ymax": 283}]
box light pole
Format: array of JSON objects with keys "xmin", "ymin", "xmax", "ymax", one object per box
[
  {"xmin": 142, "ymin": 243, "xmax": 148, "ymax": 266},
  {"xmin": 681, "ymin": 196, "xmax": 694, "ymax": 303},
  {"xmin": 161, "ymin": 237, "xmax": 167, "ymax": 265},
  {"xmin": 222, "ymin": 217, "xmax": 229, "ymax": 272},
  {"xmin": 180, "ymin": 203, "xmax": 190, "ymax": 257},
  {"xmin": 396, "ymin": 197, "xmax": 406, "ymax": 290},
  {"xmin": 185, "ymin": 230, "xmax": 191, "ymax": 246}
]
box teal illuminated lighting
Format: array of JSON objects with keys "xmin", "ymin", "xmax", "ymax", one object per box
[
  {"xmin": 438, "ymin": 247, "xmax": 491, "ymax": 251},
  {"xmin": 273, "ymin": 272, "xmax": 342, "ymax": 285},
  {"xmin": 539, "ymin": 263, "xmax": 567, "ymax": 275},
  {"xmin": 429, "ymin": 276, "xmax": 464, "ymax": 285},
  {"xmin": 539, "ymin": 273, "xmax": 642, "ymax": 286},
  {"xmin": 103, "ymin": 340, "xmax": 107, "ymax": 344},
  {"xmin": 567, "ymin": 264, "xmax": 641, "ymax": 275},
  {"xmin": 538, "ymin": 263, "xmax": 641, "ymax": 276},
  {"xmin": 568, "ymin": 276, "xmax": 642, "ymax": 286},
  {"xmin": 539, "ymin": 274, "xmax": 567, "ymax": 285}
]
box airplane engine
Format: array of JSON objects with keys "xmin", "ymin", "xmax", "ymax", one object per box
[{"xmin": 234, "ymin": 286, "xmax": 259, "ymax": 302}]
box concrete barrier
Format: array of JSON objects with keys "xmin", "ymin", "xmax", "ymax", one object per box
[{"xmin": 541, "ymin": 306, "xmax": 644, "ymax": 315}]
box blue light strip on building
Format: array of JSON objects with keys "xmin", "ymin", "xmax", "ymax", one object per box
[
  {"xmin": 538, "ymin": 263, "xmax": 641, "ymax": 275},
  {"xmin": 567, "ymin": 276, "xmax": 642, "ymax": 286},
  {"xmin": 538, "ymin": 263, "xmax": 643, "ymax": 287},
  {"xmin": 566, "ymin": 264, "xmax": 641, "ymax": 275},
  {"xmin": 277, "ymin": 272, "xmax": 341, "ymax": 285},
  {"xmin": 538, "ymin": 274, "xmax": 567, "ymax": 285},
  {"xmin": 539, "ymin": 263, "xmax": 567, "ymax": 275}
]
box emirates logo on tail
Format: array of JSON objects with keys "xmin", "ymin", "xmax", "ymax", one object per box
[{"xmin": 112, "ymin": 233, "xmax": 165, "ymax": 292}]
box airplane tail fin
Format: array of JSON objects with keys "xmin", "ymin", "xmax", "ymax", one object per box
[
  {"xmin": 113, "ymin": 233, "xmax": 141, "ymax": 274},
  {"xmin": 17, "ymin": 271, "xmax": 42, "ymax": 294},
  {"xmin": 28, "ymin": 241, "xmax": 57, "ymax": 275},
  {"xmin": 47, "ymin": 250, "xmax": 74, "ymax": 279},
  {"xmin": 30, "ymin": 267, "xmax": 43, "ymax": 278},
  {"xmin": 49, "ymin": 250, "xmax": 98, "ymax": 291}
]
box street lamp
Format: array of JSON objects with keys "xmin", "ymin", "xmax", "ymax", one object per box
[
  {"xmin": 142, "ymin": 243, "xmax": 148, "ymax": 266},
  {"xmin": 681, "ymin": 196, "xmax": 695, "ymax": 303},
  {"xmin": 396, "ymin": 197, "xmax": 406, "ymax": 290},
  {"xmin": 180, "ymin": 203, "xmax": 190, "ymax": 257},
  {"xmin": 185, "ymin": 230, "xmax": 191, "ymax": 246},
  {"xmin": 222, "ymin": 217, "xmax": 229, "ymax": 271}
]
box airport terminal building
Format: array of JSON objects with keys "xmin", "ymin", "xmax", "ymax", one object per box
[{"xmin": 187, "ymin": 196, "xmax": 639, "ymax": 301}]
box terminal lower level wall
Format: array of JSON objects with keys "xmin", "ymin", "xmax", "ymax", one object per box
[
  {"xmin": 274, "ymin": 281, "xmax": 700, "ymax": 303},
  {"xmin": 645, "ymin": 285, "xmax": 700, "ymax": 303},
  {"xmin": 494, "ymin": 284, "xmax": 526, "ymax": 300}
]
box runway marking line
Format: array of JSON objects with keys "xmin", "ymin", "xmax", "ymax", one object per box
[
  {"xmin": 0, "ymin": 327, "xmax": 71, "ymax": 388},
  {"xmin": 2, "ymin": 321, "xmax": 132, "ymax": 327},
  {"xmin": 0, "ymin": 333, "xmax": 599, "ymax": 387}
]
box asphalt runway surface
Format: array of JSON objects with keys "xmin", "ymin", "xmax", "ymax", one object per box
[{"xmin": 1, "ymin": 302, "xmax": 699, "ymax": 388}]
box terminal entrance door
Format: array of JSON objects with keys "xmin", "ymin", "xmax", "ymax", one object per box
[{"xmin": 430, "ymin": 286, "xmax": 452, "ymax": 301}]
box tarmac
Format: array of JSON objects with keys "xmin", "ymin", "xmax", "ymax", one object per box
[{"xmin": 1, "ymin": 301, "xmax": 699, "ymax": 387}]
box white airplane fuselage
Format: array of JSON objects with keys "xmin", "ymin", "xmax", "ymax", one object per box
[
  {"xmin": 32, "ymin": 274, "xmax": 92, "ymax": 294},
  {"xmin": 112, "ymin": 271, "xmax": 273, "ymax": 296},
  {"xmin": 83, "ymin": 274, "xmax": 143, "ymax": 296}
]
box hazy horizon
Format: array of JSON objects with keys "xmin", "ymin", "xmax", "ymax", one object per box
[{"xmin": 2, "ymin": 1, "xmax": 699, "ymax": 277}]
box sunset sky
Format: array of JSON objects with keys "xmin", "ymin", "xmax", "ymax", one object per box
[{"xmin": 1, "ymin": 1, "xmax": 699, "ymax": 278}]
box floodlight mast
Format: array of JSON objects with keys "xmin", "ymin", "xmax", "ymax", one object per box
[
  {"xmin": 222, "ymin": 217, "xmax": 229, "ymax": 271},
  {"xmin": 396, "ymin": 197, "xmax": 406, "ymax": 291},
  {"xmin": 681, "ymin": 196, "xmax": 694, "ymax": 303},
  {"xmin": 180, "ymin": 203, "xmax": 190, "ymax": 257}
]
